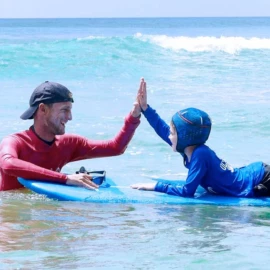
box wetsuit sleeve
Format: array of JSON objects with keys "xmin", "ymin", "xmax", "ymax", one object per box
[
  {"xmin": 0, "ymin": 136, "xmax": 68, "ymax": 183},
  {"xmin": 70, "ymin": 112, "xmax": 140, "ymax": 160},
  {"xmin": 142, "ymin": 105, "xmax": 172, "ymax": 146},
  {"xmin": 155, "ymin": 150, "xmax": 207, "ymax": 197}
]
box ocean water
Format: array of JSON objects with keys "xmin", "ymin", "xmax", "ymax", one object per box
[{"xmin": 1, "ymin": 17, "xmax": 270, "ymax": 269}]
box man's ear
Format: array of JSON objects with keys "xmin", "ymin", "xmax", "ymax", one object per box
[{"xmin": 38, "ymin": 103, "xmax": 47, "ymax": 114}]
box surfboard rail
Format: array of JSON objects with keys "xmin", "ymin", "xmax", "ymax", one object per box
[{"xmin": 17, "ymin": 177, "xmax": 270, "ymax": 206}]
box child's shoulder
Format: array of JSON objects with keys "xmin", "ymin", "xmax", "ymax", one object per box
[
  {"xmin": 190, "ymin": 145, "xmax": 217, "ymax": 166},
  {"xmin": 194, "ymin": 144, "xmax": 213, "ymax": 156}
]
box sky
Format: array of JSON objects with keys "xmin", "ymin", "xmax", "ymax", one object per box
[{"xmin": 1, "ymin": 0, "xmax": 270, "ymax": 18}]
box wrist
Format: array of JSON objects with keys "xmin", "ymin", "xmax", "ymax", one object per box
[
  {"xmin": 131, "ymin": 112, "xmax": 141, "ymax": 118},
  {"xmin": 141, "ymin": 104, "xmax": 148, "ymax": 111}
]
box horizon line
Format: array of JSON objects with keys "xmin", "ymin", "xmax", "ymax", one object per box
[{"xmin": 1, "ymin": 15, "xmax": 270, "ymax": 19}]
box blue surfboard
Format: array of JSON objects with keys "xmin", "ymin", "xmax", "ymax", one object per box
[{"xmin": 17, "ymin": 177, "xmax": 270, "ymax": 206}]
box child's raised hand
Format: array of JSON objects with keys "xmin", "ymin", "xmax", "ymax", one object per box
[{"xmin": 137, "ymin": 78, "xmax": 148, "ymax": 111}]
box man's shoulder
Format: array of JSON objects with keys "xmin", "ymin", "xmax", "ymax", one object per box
[
  {"xmin": 2, "ymin": 129, "xmax": 32, "ymax": 141},
  {"xmin": 55, "ymin": 133, "xmax": 86, "ymax": 142},
  {"xmin": 0, "ymin": 129, "xmax": 34, "ymax": 150}
]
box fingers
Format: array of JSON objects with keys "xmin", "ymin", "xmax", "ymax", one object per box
[
  {"xmin": 130, "ymin": 183, "xmax": 155, "ymax": 191},
  {"xmin": 137, "ymin": 78, "xmax": 144, "ymax": 95},
  {"xmin": 81, "ymin": 174, "xmax": 99, "ymax": 190},
  {"xmin": 142, "ymin": 80, "xmax": 147, "ymax": 97},
  {"xmin": 67, "ymin": 173, "xmax": 99, "ymax": 190},
  {"xmin": 137, "ymin": 78, "xmax": 147, "ymax": 111},
  {"xmin": 137, "ymin": 79, "xmax": 145, "ymax": 98},
  {"xmin": 82, "ymin": 181, "xmax": 99, "ymax": 190},
  {"xmin": 140, "ymin": 80, "xmax": 146, "ymax": 99},
  {"xmin": 134, "ymin": 77, "xmax": 147, "ymax": 112},
  {"xmin": 130, "ymin": 184, "xmax": 144, "ymax": 190}
]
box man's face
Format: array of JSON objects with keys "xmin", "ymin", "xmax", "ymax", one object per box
[{"xmin": 44, "ymin": 102, "xmax": 73, "ymax": 136}]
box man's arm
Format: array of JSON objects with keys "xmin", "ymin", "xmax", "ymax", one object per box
[
  {"xmin": 0, "ymin": 136, "xmax": 68, "ymax": 182},
  {"xmin": 0, "ymin": 136, "xmax": 98, "ymax": 190},
  {"xmin": 71, "ymin": 112, "xmax": 140, "ymax": 160}
]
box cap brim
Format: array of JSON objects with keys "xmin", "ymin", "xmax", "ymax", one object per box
[{"xmin": 20, "ymin": 105, "xmax": 38, "ymax": 120}]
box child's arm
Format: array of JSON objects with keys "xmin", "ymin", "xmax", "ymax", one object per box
[
  {"xmin": 155, "ymin": 167, "xmax": 205, "ymax": 197},
  {"xmin": 137, "ymin": 79, "xmax": 171, "ymax": 145},
  {"xmin": 142, "ymin": 106, "xmax": 172, "ymax": 146},
  {"xmin": 131, "ymin": 152, "xmax": 207, "ymax": 197}
]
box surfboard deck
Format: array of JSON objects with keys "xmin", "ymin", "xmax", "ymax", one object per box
[{"xmin": 17, "ymin": 177, "xmax": 270, "ymax": 206}]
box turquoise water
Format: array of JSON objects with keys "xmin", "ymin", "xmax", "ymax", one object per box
[{"xmin": 1, "ymin": 17, "xmax": 270, "ymax": 269}]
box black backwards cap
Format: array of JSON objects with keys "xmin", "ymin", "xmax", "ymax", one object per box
[{"xmin": 20, "ymin": 81, "xmax": 74, "ymax": 120}]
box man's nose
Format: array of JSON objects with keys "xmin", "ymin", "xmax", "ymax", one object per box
[{"xmin": 68, "ymin": 112, "xmax": 72, "ymax": 121}]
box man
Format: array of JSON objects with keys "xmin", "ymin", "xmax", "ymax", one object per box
[{"xmin": 0, "ymin": 80, "xmax": 143, "ymax": 191}]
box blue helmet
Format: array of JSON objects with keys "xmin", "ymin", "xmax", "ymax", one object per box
[{"xmin": 171, "ymin": 108, "xmax": 212, "ymax": 154}]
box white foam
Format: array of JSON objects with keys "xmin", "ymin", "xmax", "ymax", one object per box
[
  {"xmin": 135, "ymin": 33, "xmax": 270, "ymax": 54},
  {"xmin": 77, "ymin": 35, "xmax": 106, "ymax": 41}
]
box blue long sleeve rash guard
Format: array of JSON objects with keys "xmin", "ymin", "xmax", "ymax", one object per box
[{"xmin": 142, "ymin": 105, "xmax": 265, "ymax": 198}]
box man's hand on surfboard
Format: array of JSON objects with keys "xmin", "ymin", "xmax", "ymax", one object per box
[{"xmin": 66, "ymin": 173, "xmax": 99, "ymax": 190}]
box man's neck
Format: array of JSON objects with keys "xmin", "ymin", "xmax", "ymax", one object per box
[{"xmin": 31, "ymin": 125, "xmax": 55, "ymax": 145}]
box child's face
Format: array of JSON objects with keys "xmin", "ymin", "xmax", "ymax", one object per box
[{"xmin": 169, "ymin": 122, "xmax": 178, "ymax": 152}]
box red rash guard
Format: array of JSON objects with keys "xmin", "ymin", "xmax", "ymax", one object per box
[{"xmin": 0, "ymin": 113, "xmax": 140, "ymax": 191}]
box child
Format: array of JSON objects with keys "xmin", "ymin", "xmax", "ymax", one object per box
[{"xmin": 131, "ymin": 80, "xmax": 270, "ymax": 197}]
